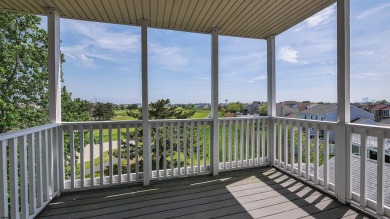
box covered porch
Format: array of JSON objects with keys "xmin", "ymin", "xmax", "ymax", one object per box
[{"xmin": 0, "ymin": 0, "xmax": 389, "ymax": 218}]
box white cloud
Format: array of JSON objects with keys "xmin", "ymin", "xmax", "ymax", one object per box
[
  {"xmin": 357, "ymin": 3, "xmax": 390, "ymax": 20},
  {"xmin": 355, "ymin": 51, "xmax": 374, "ymax": 56},
  {"xmin": 351, "ymin": 73, "xmax": 379, "ymax": 80},
  {"xmin": 149, "ymin": 43, "xmax": 189, "ymax": 70},
  {"xmin": 247, "ymin": 75, "xmax": 266, "ymax": 83},
  {"xmin": 278, "ymin": 46, "xmax": 299, "ymax": 63},
  {"xmin": 294, "ymin": 5, "xmax": 336, "ymax": 31}
]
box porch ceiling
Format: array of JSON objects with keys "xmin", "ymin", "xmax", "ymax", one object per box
[{"xmin": 0, "ymin": 0, "xmax": 335, "ymax": 39}]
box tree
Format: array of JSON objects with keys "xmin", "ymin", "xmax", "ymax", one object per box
[
  {"xmin": 376, "ymin": 99, "xmax": 389, "ymax": 104},
  {"xmin": 127, "ymin": 104, "xmax": 139, "ymax": 110},
  {"xmin": 92, "ymin": 102, "xmax": 115, "ymax": 121},
  {"xmin": 259, "ymin": 103, "xmax": 268, "ymax": 115},
  {"xmin": 112, "ymin": 99, "xmax": 198, "ymax": 173},
  {"xmin": 226, "ymin": 102, "xmax": 243, "ymax": 113},
  {"xmin": 0, "ymin": 11, "xmax": 92, "ymax": 179},
  {"xmin": 0, "ymin": 12, "xmax": 50, "ymax": 133}
]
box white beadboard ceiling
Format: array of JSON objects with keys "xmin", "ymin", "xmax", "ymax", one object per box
[{"xmin": 0, "ymin": 0, "xmax": 335, "ymax": 38}]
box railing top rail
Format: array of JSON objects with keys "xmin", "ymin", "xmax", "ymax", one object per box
[
  {"xmin": 149, "ymin": 118, "xmax": 213, "ymax": 123},
  {"xmin": 347, "ymin": 122, "xmax": 390, "ymax": 132},
  {"xmin": 218, "ymin": 116, "xmax": 269, "ymax": 121},
  {"xmin": 0, "ymin": 123, "xmax": 59, "ymax": 141},
  {"xmin": 272, "ymin": 116, "xmax": 338, "ymax": 126},
  {"xmin": 61, "ymin": 120, "xmax": 143, "ymax": 126}
]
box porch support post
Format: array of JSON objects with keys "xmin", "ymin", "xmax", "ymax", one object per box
[
  {"xmin": 140, "ymin": 19, "xmax": 151, "ymax": 186},
  {"xmin": 48, "ymin": 8, "xmax": 61, "ymax": 123},
  {"xmin": 335, "ymin": 0, "xmax": 350, "ymax": 204},
  {"xmin": 267, "ymin": 36, "xmax": 276, "ymax": 166},
  {"xmin": 211, "ymin": 27, "xmax": 219, "ymax": 176}
]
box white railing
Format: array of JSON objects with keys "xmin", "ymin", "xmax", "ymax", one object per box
[
  {"xmin": 219, "ymin": 117, "xmax": 269, "ymax": 170},
  {"xmin": 0, "ymin": 124, "xmax": 60, "ymax": 219},
  {"xmin": 346, "ymin": 123, "xmax": 390, "ymax": 216},
  {"xmin": 272, "ymin": 117, "xmax": 338, "ymax": 193},
  {"xmin": 61, "ymin": 120, "xmax": 143, "ymax": 190},
  {"xmin": 2, "ymin": 116, "xmax": 390, "ymax": 218},
  {"xmin": 149, "ymin": 119, "xmax": 212, "ymax": 179}
]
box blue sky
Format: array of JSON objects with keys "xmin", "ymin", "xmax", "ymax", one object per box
[{"xmin": 40, "ymin": 0, "xmax": 390, "ymax": 104}]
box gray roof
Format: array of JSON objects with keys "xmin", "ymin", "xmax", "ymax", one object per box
[
  {"xmin": 299, "ymin": 104, "xmax": 337, "ymax": 116},
  {"xmin": 303, "ymin": 155, "xmax": 390, "ymax": 207},
  {"xmin": 380, "ymin": 118, "xmax": 390, "ymax": 125},
  {"xmin": 352, "ymin": 118, "xmax": 378, "ymax": 125}
]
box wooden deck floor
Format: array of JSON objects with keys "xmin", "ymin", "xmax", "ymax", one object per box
[{"xmin": 37, "ymin": 167, "xmax": 371, "ymax": 219}]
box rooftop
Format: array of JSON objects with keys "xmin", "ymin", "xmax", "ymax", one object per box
[{"xmin": 299, "ymin": 104, "xmax": 337, "ymax": 115}]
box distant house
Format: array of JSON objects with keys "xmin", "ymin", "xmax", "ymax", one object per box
[
  {"xmin": 299, "ymin": 104, "xmax": 375, "ymax": 141},
  {"xmin": 276, "ymin": 103, "xmax": 298, "ymax": 117},
  {"xmin": 361, "ymin": 104, "xmax": 389, "ymax": 121},
  {"xmin": 243, "ymin": 103, "xmax": 259, "ymax": 115},
  {"xmin": 380, "ymin": 105, "xmax": 390, "ymax": 120}
]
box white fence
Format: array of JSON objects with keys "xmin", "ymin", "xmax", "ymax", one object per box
[{"xmin": 1, "ymin": 117, "xmax": 390, "ymax": 218}]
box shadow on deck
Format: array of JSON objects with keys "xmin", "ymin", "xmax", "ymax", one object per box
[{"xmin": 37, "ymin": 167, "xmax": 370, "ymax": 219}]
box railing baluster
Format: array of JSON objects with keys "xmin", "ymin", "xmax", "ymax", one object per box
[
  {"xmin": 262, "ymin": 119, "xmax": 266, "ymax": 164},
  {"xmin": 59, "ymin": 125, "xmax": 64, "ymax": 191},
  {"xmin": 222, "ymin": 120, "xmax": 226, "ymax": 169},
  {"xmin": 163, "ymin": 122, "xmax": 167, "ymax": 177},
  {"xmin": 298, "ymin": 123, "xmax": 302, "ymax": 177},
  {"xmin": 377, "ymin": 132, "xmax": 385, "ymax": 215},
  {"xmin": 246, "ymin": 119, "xmax": 249, "ymax": 166},
  {"xmin": 183, "ymin": 122, "xmax": 187, "ymax": 175},
  {"xmin": 48, "ymin": 129, "xmax": 53, "ymax": 195},
  {"xmin": 126, "ymin": 123, "xmax": 130, "ymax": 182},
  {"xmin": 251, "ymin": 119, "xmax": 255, "ymax": 166},
  {"xmin": 156, "ymin": 123, "xmax": 160, "ymax": 178},
  {"xmin": 256, "ymin": 119, "xmax": 260, "ymax": 165},
  {"xmin": 314, "ymin": 125, "xmax": 319, "ymax": 185},
  {"xmin": 42, "ymin": 130, "xmax": 49, "ymax": 200},
  {"xmin": 0, "ymin": 140, "xmax": 7, "ymax": 218},
  {"xmin": 196, "ymin": 122, "xmax": 200, "ymax": 173},
  {"xmin": 69, "ymin": 127, "xmax": 75, "ymax": 188},
  {"xmin": 234, "ymin": 120, "xmax": 238, "ymax": 168},
  {"xmin": 27, "ymin": 133, "xmax": 36, "ymax": 214},
  {"xmin": 290, "ymin": 122, "xmax": 295, "ymax": 174},
  {"xmin": 35, "ymin": 131, "xmax": 43, "ymax": 206},
  {"xmin": 203, "ymin": 121, "xmax": 207, "ymax": 171},
  {"xmin": 19, "ymin": 135, "xmax": 29, "ymax": 219},
  {"xmin": 108, "ymin": 124, "xmax": 113, "ymax": 184},
  {"xmin": 324, "ymin": 127, "xmax": 329, "ymax": 190},
  {"xmin": 306, "ymin": 124, "xmax": 310, "ymax": 181},
  {"xmin": 117, "ymin": 125, "xmax": 121, "ymax": 183},
  {"xmin": 284, "ymin": 120, "xmax": 288, "ymax": 170},
  {"xmin": 89, "ymin": 125, "xmax": 94, "ymax": 187},
  {"xmin": 190, "ymin": 122, "xmax": 194, "ymax": 174},
  {"xmin": 228, "ymin": 120, "xmax": 232, "ymax": 168},
  {"xmin": 240, "ymin": 120, "xmax": 244, "ymax": 167},
  {"xmin": 80, "ymin": 126, "xmax": 85, "ymax": 188},
  {"xmin": 177, "ymin": 122, "xmax": 181, "ymax": 176},
  {"xmin": 53, "ymin": 127, "xmax": 59, "ymax": 193},
  {"xmin": 9, "ymin": 138, "xmax": 19, "ymax": 219},
  {"xmin": 170, "ymin": 123, "xmax": 174, "ymax": 176},
  {"xmin": 359, "ymin": 130, "xmax": 367, "ymax": 206},
  {"xmin": 135, "ymin": 124, "xmax": 140, "ymax": 180},
  {"xmin": 278, "ymin": 120, "xmax": 282, "ymax": 167},
  {"xmin": 99, "ymin": 124, "xmax": 104, "ymax": 185}
]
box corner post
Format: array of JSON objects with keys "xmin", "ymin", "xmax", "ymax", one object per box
[
  {"xmin": 140, "ymin": 19, "xmax": 151, "ymax": 186},
  {"xmin": 48, "ymin": 8, "xmax": 61, "ymax": 123},
  {"xmin": 267, "ymin": 36, "xmax": 276, "ymax": 166},
  {"xmin": 211, "ymin": 27, "xmax": 219, "ymax": 176},
  {"xmin": 335, "ymin": 0, "xmax": 351, "ymax": 204}
]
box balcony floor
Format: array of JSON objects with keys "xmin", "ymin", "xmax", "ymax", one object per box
[{"xmin": 37, "ymin": 167, "xmax": 369, "ymax": 219}]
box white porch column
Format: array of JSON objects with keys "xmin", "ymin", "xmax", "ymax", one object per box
[
  {"xmin": 140, "ymin": 19, "xmax": 151, "ymax": 186},
  {"xmin": 335, "ymin": 0, "xmax": 350, "ymax": 204},
  {"xmin": 48, "ymin": 8, "xmax": 61, "ymax": 123},
  {"xmin": 267, "ymin": 36, "xmax": 276, "ymax": 166},
  {"xmin": 211, "ymin": 27, "xmax": 219, "ymax": 176}
]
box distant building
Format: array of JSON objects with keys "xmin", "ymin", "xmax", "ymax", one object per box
[
  {"xmin": 299, "ymin": 104, "xmax": 375, "ymax": 141},
  {"xmin": 243, "ymin": 103, "xmax": 259, "ymax": 115},
  {"xmin": 362, "ymin": 97, "xmax": 369, "ymax": 103}
]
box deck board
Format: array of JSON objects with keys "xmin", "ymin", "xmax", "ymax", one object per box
[{"xmin": 37, "ymin": 167, "xmax": 370, "ymax": 219}]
